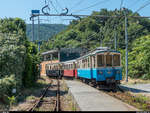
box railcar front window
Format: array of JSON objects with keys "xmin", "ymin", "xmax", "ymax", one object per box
[
  {"xmin": 113, "ymin": 54, "xmax": 120, "ymax": 66},
  {"xmin": 106, "ymin": 55, "xmax": 112, "ymax": 66},
  {"xmin": 93, "ymin": 56, "xmax": 96, "ymax": 68},
  {"xmin": 97, "ymin": 55, "xmax": 105, "ymax": 67}
]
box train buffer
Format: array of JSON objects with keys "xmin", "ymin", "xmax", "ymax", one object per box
[{"xmin": 65, "ymin": 80, "xmax": 140, "ymax": 111}]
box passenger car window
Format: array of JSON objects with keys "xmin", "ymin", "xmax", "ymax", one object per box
[
  {"xmin": 113, "ymin": 54, "xmax": 120, "ymax": 66},
  {"xmin": 106, "ymin": 54, "xmax": 112, "ymax": 66},
  {"xmin": 97, "ymin": 55, "xmax": 105, "ymax": 67}
]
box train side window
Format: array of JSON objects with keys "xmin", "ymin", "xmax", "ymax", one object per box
[
  {"xmin": 93, "ymin": 56, "xmax": 96, "ymax": 68},
  {"xmin": 106, "ymin": 54, "xmax": 112, "ymax": 66},
  {"xmin": 82, "ymin": 60, "xmax": 84, "ymax": 68},
  {"xmin": 78, "ymin": 61, "xmax": 81, "ymax": 68},
  {"xmin": 45, "ymin": 65, "xmax": 48, "ymax": 70},
  {"xmin": 84, "ymin": 59, "xmax": 86, "ymax": 68},
  {"xmin": 82, "ymin": 59, "xmax": 84, "ymax": 68},
  {"xmin": 97, "ymin": 55, "xmax": 105, "ymax": 67},
  {"xmin": 84, "ymin": 59, "xmax": 87, "ymax": 68},
  {"xmin": 88, "ymin": 57, "xmax": 90, "ymax": 68}
]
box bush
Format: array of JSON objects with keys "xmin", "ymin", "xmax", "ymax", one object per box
[
  {"xmin": 129, "ymin": 35, "xmax": 150, "ymax": 79},
  {"xmin": 0, "ymin": 75, "xmax": 17, "ymax": 98},
  {"xmin": 0, "ymin": 18, "xmax": 40, "ymax": 105},
  {"xmin": 22, "ymin": 41, "xmax": 40, "ymax": 87}
]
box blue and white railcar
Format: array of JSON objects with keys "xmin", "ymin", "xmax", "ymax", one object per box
[{"xmin": 77, "ymin": 47, "xmax": 122, "ymax": 85}]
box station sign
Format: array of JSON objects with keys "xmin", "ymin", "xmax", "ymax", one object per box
[{"xmin": 32, "ymin": 10, "xmax": 40, "ymax": 14}]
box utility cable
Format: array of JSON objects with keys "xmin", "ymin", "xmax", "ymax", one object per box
[
  {"xmin": 120, "ymin": 0, "xmax": 124, "ymax": 10},
  {"xmin": 135, "ymin": 0, "xmax": 150, "ymax": 13},
  {"xmin": 127, "ymin": 0, "xmax": 141, "ymax": 9},
  {"xmin": 50, "ymin": 0, "xmax": 66, "ymax": 25},
  {"xmin": 50, "ymin": 0, "xmax": 60, "ymax": 14},
  {"xmin": 69, "ymin": 0, "xmax": 85, "ymax": 12},
  {"xmin": 55, "ymin": 0, "xmax": 63, "ymax": 10},
  {"xmin": 71, "ymin": 0, "xmax": 110, "ymax": 14}
]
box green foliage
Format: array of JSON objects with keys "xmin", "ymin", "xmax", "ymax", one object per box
[
  {"xmin": 26, "ymin": 24, "xmax": 67, "ymax": 41},
  {"xmin": 0, "ymin": 18, "xmax": 40, "ymax": 105},
  {"xmin": 129, "ymin": 35, "xmax": 150, "ymax": 79},
  {"xmin": 0, "ymin": 75, "xmax": 17, "ymax": 97},
  {"xmin": 22, "ymin": 41, "xmax": 40, "ymax": 87},
  {"xmin": 8, "ymin": 96, "xmax": 16, "ymax": 107},
  {"xmin": 41, "ymin": 8, "xmax": 150, "ymax": 52}
]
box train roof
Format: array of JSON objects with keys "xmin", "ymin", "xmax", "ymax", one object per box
[
  {"xmin": 76, "ymin": 47, "xmax": 120, "ymax": 60},
  {"xmin": 41, "ymin": 49, "xmax": 58, "ymax": 56},
  {"xmin": 46, "ymin": 62, "xmax": 61, "ymax": 66},
  {"xmin": 91, "ymin": 50, "xmax": 120, "ymax": 55},
  {"xmin": 61, "ymin": 59, "xmax": 76, "ymax": 64}
]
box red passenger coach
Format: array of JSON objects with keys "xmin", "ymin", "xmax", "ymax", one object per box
[{"xmin": 63, "ymin": 60, "xmax": 77, "ymax": 78}]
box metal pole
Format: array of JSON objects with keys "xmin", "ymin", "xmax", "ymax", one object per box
[
  {"xmin": 32, "ymin": 16, "xmax": 34, "ymax": 42},
  {"xmin": 38, "ymin": 16, "xmax": 40, "ymax": 51},
  {"xmin": 124, "ymin": 10, "xmax": 128, "ymax": 82},
  {"xmin": 114, "ymin": 29, "xmax": 117, "ymax": 50},
  {"xmin": 100, "ymin": 40, "xmax": 102, "ymax": 47}
]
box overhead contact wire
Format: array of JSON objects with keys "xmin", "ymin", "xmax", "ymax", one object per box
[{"xmin": 71, "ymin": 0, "xmax": 110, "ymax": 14}]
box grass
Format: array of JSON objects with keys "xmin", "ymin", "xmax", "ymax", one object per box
[
  {"xmin": 8, "ymin": 76, "xmax": 50, "ymax": 110},
  {"xmin": 62, "ymin": 78, "xmax": 69, "ymax": 92},
  {"xmin": 108, "ymin": 91, "xmax": 150, "ymax": 111},
  {"xmin": 66, "ymin": 94, "xmax": 77, "ymax": 111},
  {"xmin": 61, "ymin": 78, "xmax": 77, "ymax": 111}
]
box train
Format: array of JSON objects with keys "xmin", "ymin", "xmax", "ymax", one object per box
[{"xmin": 45, "ymin": 47, "xmax": 122, "ymax": 86}]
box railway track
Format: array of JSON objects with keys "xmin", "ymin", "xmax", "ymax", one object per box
[{"xmin": 28, "ymin": 78, "xmax": 61, "ymax": 111}]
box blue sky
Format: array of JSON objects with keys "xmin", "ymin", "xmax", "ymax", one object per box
[{"xmin": 0, "ymin": 0, "xmax": 150, "ymax": 24}]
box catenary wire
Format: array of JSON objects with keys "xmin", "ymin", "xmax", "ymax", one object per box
[
  {"xmin": 69, "ymin": 0, "xmax": 85, "ymax": 12},
  {"xmin": 55, "ymin": 0, "xmax": 63, "ymax": 10},
  {"xmin": 120, "ymin": 0, "xmax": 124, "ymax": 10},
  {"xmin": 71, "ymin": 0, "xmax": 110, "ymax": 14},
  {"xmin": 135, "ymin": 0, "xmax": 150, "ymax": 13}
]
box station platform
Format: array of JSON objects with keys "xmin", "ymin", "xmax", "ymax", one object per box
[{"xmin": 64, "ymin": 80, "xmax": 139, "ymax": 111}]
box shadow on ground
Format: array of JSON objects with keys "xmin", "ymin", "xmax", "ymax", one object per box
[{"xmin": 120, "ymin": 85, "xmax": 150, "ymax": 93}]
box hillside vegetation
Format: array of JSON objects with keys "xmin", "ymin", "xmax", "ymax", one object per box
[
  {"xmin": 26, "ymin": 24, "xmax": 67, "ymax": 41},
  {"xmin": 0, "ymin": 18, "xmax": 40, "ymax": 105},
  {"xmin": 41, "ymin": 8, "xmax": 150, "ymax": 79}
]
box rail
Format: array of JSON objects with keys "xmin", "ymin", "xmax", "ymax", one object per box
[{"xmin": 28, "ymin": 78, "xmax": 61, "ymax": 111}]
